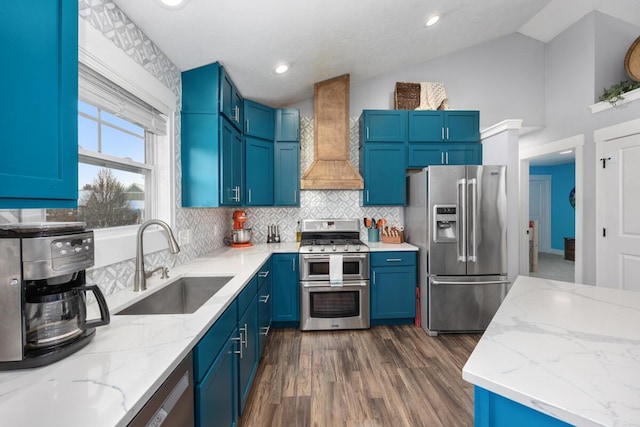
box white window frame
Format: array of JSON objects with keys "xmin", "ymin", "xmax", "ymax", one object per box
[{"xmin": 79, "ymin": 19, "xmax": 177, "ymax": 269}]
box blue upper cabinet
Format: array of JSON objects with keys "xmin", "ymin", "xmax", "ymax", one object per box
[
  {"xmin": 220, "ymin": 119, "xmax": 243, "ymax": 206},
  {"xmin": 361, "ymin": 110, "xmax": 407, "ymax": 142},
  {"xmin": 1, "ymin": 0, "xmax": 78, "ymax": 208},
  {"xmin": 408, "ymin": 110, "xmax": 479, "ymax": 143},
  {"xmin": 245, "ymin": 137, "xmax": 274, "ymax": 206},
  {"xmin": 274, "ymin": 142, "xmax": 300, "ymax": 206},
  {"xmin": 360, "ymin": 144, "xmax": 406, "ymax": 206},
  {"xmin": 407, "ymin": 143, "xmax": 482, "ymax": 168},
  {"xmin": 275, "ymin": 109, "xmax": 300, "ymax": 141},
  {"xmin": 182, "ymin": 63, "xmax": 221, "ymax": 114},
  {"xmin": 220, "ymin": 67, "xmax": 243, "ymax": 130},
  {"xmin": 244, "ymin": 99, "xmax": 274, "ymax": 140},
  {"xmin": 181, "ymin": 113, "xmax": 221, "ymax": 207}
]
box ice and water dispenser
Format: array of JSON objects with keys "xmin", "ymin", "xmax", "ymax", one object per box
[{"xmin": 433, "ymin": 205, "xmax": 457, "ymax": 242}]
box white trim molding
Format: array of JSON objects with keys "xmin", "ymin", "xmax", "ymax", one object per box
[
  {"xmin": 480, "ymin": 119, "xmax": 523, "ymax": 140},
  {"xmin": 590, "ymin": 87, "xmax": 640, "ymax": 114}
]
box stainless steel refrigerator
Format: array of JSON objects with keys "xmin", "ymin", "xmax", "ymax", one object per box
[{"xmin": 405, "ymin": 165, "xmax": 509, "ymax": 335}]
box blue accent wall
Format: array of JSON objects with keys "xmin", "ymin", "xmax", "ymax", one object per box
[{"xmin": 530, "ymin": 163, "xmax": 575, "ymax": 251}]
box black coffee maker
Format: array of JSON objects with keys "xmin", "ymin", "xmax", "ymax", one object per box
[{"xmin": 0, "ymin": 222, "xmax": 110, "ymax": 370}]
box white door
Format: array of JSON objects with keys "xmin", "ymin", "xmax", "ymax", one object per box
[
  {"xmin": 529, "ymin": 175, "xmax": 551, "ymax": 253},
  {"xmin": 598, "ymin": 133, "xmax": 640, "ymax": 291}
]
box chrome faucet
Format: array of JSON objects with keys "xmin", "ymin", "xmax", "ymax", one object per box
[{"xmin": 134, "ymin": 219, "xmax": 181, "ymax": 291}]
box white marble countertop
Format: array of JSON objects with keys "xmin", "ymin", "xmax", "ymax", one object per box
[
  {"xmin": 462, "ymin": 276, "xmax": 640, "ymax": 427},
  {"xmin": 0, "ymin": 242, "xmax": 297, "ymax": 427},
  {"xmin": 366, "ymin": 242, "xmax": 418, "ymax": 251},
  {"xmin": 0, "ymin": 241, "xmax": 415, "ymax": 426}
]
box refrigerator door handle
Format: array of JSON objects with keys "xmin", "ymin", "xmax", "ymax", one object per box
[
  {"xmin": 468, "ymin": 178, "xmax": 478, "ymax": 262},
  {"xmin": 431, "ymin": 279, "xmax": 510, "ymax": 286},
  {"xmin": 457, "ymin": 178, "xmax": 467, "ymax": 262}
]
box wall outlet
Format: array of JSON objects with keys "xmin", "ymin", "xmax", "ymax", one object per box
[{"xmin": 178, "ymin": 229, "xmax": 192, "ymax": 245}]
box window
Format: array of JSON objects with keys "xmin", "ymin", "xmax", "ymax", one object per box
[{"xmin": 45, "ymin": 63, "xmax": 168, "ymax": 229}]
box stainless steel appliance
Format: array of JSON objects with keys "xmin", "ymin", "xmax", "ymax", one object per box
[
  {"xmin": 405, "ymin": 166, "xmax": 510, "ymax": 335},
  {"xmin": 0, "ymin": 222, "xmax": 110, "ymax": 370},
  {"xmin": 298, "ymin": 219, "xmax": 369, "ymax": 331}
]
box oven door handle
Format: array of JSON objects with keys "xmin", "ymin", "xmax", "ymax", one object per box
[
  {"xmin": 301, "ymin": 254, "xmax": 368, "ymax": 260},
  {"xmin": 302, "ymin": 282, "xmax": 368, "ymax": 288}
]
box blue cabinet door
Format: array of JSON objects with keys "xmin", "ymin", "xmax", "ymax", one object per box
[
  {"xmin": 371, "ymin": 266, "xmax": 417, "ymax": 320},
  {"xmin": 181, "ymin": 113, "xmax": 221, "ymax": 207},
  {"xmin": 182, "ymin": 63, "xmax": 220, "ymax": 114},
  {"xmin": 244, "ymin": 100, "xmax": 274, "ymax": 140},
  {"xmin": 220, "ymin": 67, "xmax": 243, "ymax": 130},
  {"xmin": 245, "ymin": 137, "xmax": 274, "ymax": 206},
  {"xmin": 271, "ymin": 253, "xmax": 299, "ymax": 323},
  {"xmin": 274, "ymin": 142, "xmax": 300, "ymax": 206},
  {"xmin": 361, "ymin": 144, "xmax": 406, "ymax": 206},
  {"xmin": 195, "ymin": 334, "xmax": 237, "ymax": 427},
  {"xmin": 407, "ymin": 145, "xmax": 443, "ymax": 168},
  {"xmin": 1, "ymin": 0, "xmax": 78, "ymax": 208},
  {"xmin": 445, "ymin": 143, "xmax": 482, "ymax": 165},
  {"xmin": 220, "ymin": 118, "xmax": 243, "ymax": 206},
  {"xmin": 237, "ymin": 296, "xmax": 258, "ymax": 415},
  {"xmin": 275, "ymin": 109, "xmax": 300, "ymax": 141},
  {"xmin": 445, "ymin": 111, "xmax": 479, "ymax": 142},
  {"xmin": 408, "ymin": 111, "xmax": 444, "ymax": 142},
  {"xmin": 361, "ymin": 110, "xmax": 407, "ymax": 142}
]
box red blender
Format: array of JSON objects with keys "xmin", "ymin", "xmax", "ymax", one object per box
[{"xmin": 231, "ymin": 210, "xmax": 252, "ymax": 247}]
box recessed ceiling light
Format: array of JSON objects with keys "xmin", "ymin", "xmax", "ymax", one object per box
[
  {"xmin": 274, "ymin": 63, "xmax": 290, "ymax": 74},
  {"xmin": 425, "ymin": 15, "xmax": 440, "ymax": 27},
  {"xmin": 154, "ymin": 0, "xmax": 189, "ymax": 10},
  {"xmin": 559, "ymin": 150, "xmax": 573, "ymax": 155}
]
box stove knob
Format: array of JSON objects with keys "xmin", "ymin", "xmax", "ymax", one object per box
[
  {"xmin": 356, "ymin": 245, "xmax": 360, "ymax": 251},
  {"xmin": 332, "ymin": 245, "xmax": 336, "ymax": 251},
  {"xmin": 320, "ymin": 246, "xmax": 325, "ymax": 251},
  {"xmin": 344, "ymin": 244, "xmax": 349, "ymax": 251},
  {"xmin": 308, "ymin": 247, "xmax": 313, "ymax": 252},
  {"xmin": 55, "ymin": 242, "xmax": 63, "ymax": 249}
]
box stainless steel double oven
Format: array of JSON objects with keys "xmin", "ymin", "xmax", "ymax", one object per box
[{"xmin": 298, "ymin": 219, "xmax": 370, "ymax": 331}]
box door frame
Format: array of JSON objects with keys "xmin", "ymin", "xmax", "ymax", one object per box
[
  {"xmin": 519, "ymin": 134, "xmax": 584, "ymax": 283},
  {"xmin": 594, "ymin": 118, "xmax": 640, "ymax": 287},
  {"xmin": 528, "ymin": 175, "xmax": 552, "ymax": 253}
]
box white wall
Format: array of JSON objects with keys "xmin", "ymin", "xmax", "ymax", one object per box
[
  {"xmin": 288, "ymin": 33, "xmax": 546, "ymax": 131},
  {"xmin": 521, "ymin": 11, "xmax": 640, "ymax": 284}
]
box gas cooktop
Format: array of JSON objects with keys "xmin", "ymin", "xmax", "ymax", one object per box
[{"xmin": 298, "ymin": 219, "xmax": 368, "ymax": 253}]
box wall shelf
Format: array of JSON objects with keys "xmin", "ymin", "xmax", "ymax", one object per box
[{"xmin": 590, "ymin": 86, "xmax": 640, "ymax": 114}]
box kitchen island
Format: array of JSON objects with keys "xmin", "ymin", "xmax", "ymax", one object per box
[
  {"xmin": 463, "ymin": 276, "xmax": 640, "ymax": 426},
  {"xmin": 0, "ymin": 241, "xmax": 417, "ymax": 426}
]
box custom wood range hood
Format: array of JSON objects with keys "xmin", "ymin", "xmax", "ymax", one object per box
[{"xmin": 301, "ymin": 74, "xmax": 364, "ymax": 190}]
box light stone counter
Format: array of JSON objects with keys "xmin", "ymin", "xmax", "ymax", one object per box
[
  {"xmin": 366, "ymin": 242, "xmax": 418, "ymax": 252},
  {"xmin": 462, "ymin": 275, "xmax": 640, "ymax": 426},
  {"xmin": 0, "ymin": 242, "xmax": 297, "ymax": 427}
]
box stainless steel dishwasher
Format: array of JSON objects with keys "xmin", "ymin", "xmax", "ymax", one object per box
[{"xmin": 129, "ymin": 352, "xmax": 194, "ymax": 427}]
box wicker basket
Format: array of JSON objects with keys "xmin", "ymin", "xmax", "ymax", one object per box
[{"xmin": 394, "ymin": 82, "xmax": 420, "ymax": 110}]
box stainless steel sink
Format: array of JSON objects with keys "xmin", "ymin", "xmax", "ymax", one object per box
[{"xmin": 115, "ymin": 276, "xmax": 233, "ymax": 315}]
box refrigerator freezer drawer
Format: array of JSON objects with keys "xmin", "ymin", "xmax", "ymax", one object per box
[{"xmin": 428, "ymin": 277, "xmax": 509, "ymax": 333}]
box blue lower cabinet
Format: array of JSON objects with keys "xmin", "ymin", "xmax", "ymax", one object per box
[
  {"xmin": 238, "ymin": 295, "xmax": 259, "ymax": 416},
  {"xmin": 195, "ymin": 334, "xmax": 237, "ymax": 427},
  {"xmin": 370, "ymin": 252, "xmax": 417, "ymax": 323},
  {"xmin": 474, "ymin": 387, "xmax": 572, "ymax": 427},
  {"xmin": 257, "ymin": 269, "xmax": 273, "ymax": 357},
  {"xmin": 271, "ymin": 253, "xmax": 299, "ymax": 324}
]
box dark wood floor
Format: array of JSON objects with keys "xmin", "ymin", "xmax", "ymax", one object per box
[{"xmin": 239, "ymin": 326, "xmax": 481, "ymax": 427}]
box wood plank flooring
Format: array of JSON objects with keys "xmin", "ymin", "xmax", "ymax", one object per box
[{"xmin": 239, "ymin": 326, "xmax": 480, "ymax": 427}]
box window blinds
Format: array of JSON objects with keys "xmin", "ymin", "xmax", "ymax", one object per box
[{"xmin": 78, "ymin": 63, "xmax": 168, "ymax": 136}]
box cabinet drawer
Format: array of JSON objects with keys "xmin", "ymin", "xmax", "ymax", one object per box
[
  {"xmin": 238, "ymin": 276, "xmax": 258, "ymax": 316},
  {"xmin": 257, "ymin": 259, "xmax": 271, "ymax": 289},
  {"xmin": 193, "ymin": 300, "xmax": 237, "ymax": 383},
  {"xmin": 370, "ymin": 251, "xmax": 416, "ymax": 267}
]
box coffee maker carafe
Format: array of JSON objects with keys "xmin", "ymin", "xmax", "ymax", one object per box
[
  {"xmin": 230, "ymin": 210, "xmax": 252, "ymax": 247},
  {"xmin": 0, "ymin": 222, "xmax": 110, "ymax": 370}
]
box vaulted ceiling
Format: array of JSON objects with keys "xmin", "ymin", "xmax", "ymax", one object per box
[{"xmin": 113, "ymin": 0, "xmax": 640, "ymax": 107}]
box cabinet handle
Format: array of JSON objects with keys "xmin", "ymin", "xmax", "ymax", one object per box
[
  {"xmin": 446, "ymin": 127, "xmax": 449, "ymax": 140},
  {"xmin": 261, "ymin": 325, "xmax": 271, "ymax": 336},
  {"xmin": 292, "ymin": 258, "xmax": 296, "ymax": 271},
  {"xmin": 441, "ymin": 128, "xmax": 445, "ymax": 140},
  {"xmin": 246, "ymin": 119, "xmax": 250, "ymax": 133},
  {"xmin": 235, "ymin": 186, "xmax": 241, "ymax": 202},
  {"xmin": 231, "ymin": 334, "xmax": 243, "ymax": 358},
  {"xmin": 234, "ymin": 105, "xmax": 240, "ymax": 123},
  {"xmin": 294, "ymin": 191, "xmax": 297, "ymax": 203},
  {"xmin": 296, "ymin": 127, "xmax": 299, "ymax": 139},
  {"xmin": 385, "ymin": 258, "xmax": 402, "ymax": 262},
  {"xmin": 258, "ymin": 271, "xmax": 269, "ymax": 278},
  {"xmin": 446, "ymin": 152, "xmax": 449, "ymax": 164},
  {"xmin": 441, "ymin": 152, "xmax": 444, "ymax": 164},
  {"xmin": 241, "ymin": 324, "xmax": 248, "ymax": 348},
  {"xmin": 366, "ymin": 190, "xmax": 370, "ymax": 203},
  {"xmin": 248, "ymin": 189, "xmax": 252, "ymax": 203},
  {"xmin": 366, "ymin": 127, "xmax": 370, "ymax": 139},
  {"xmin": 373, "ymin": 271, "xmax": 376, "ymax": 285},
  {"xmin": 260, "ymin": 294, "xmax": 270, "ymax": 303}
]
